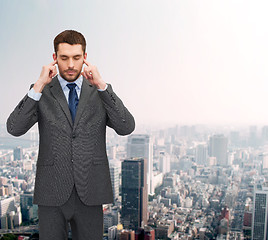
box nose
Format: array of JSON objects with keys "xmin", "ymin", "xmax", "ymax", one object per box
[{"xmin": 67, "ymin": 59, "xmax": 74, "ymax": 68}]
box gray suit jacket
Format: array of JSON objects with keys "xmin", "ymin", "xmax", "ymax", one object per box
[{"xmin": 6, "ymin": 76, "xmax": 135, "ymax": 206}]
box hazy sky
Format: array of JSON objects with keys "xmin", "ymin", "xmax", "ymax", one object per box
[{"xmin": 1, "ymin": 0, "xmax": 268, "ymax": 126}]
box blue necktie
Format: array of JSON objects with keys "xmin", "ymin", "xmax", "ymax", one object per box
[{"xmin": 67, "ymin": 83, "xmax": 79, "ymax": 123}]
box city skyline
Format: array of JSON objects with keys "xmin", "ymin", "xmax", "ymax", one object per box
[
  {"xmin": 1, "ymin": 122, "xmax": 267, "ymax": 238},
  {"xmin": 1, "ymin": 1, "xmax": 268, "ymax": 126}
]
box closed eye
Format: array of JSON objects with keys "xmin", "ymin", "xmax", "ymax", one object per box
[{"xmin": 74, "ymin": 55, "xmax": 82, "ymax": 60}]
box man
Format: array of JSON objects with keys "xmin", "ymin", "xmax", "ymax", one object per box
[{"xmin": 6, "ymin": 30, "xmax": 135, "ymax": 239}]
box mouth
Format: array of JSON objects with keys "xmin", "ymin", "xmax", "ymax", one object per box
[{"xmin": 66, "ymin": 70, "xmax": 77, "ymax": 75}]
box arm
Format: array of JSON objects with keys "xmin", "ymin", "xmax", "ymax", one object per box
[
  {"xmin": 98, "ymin": 84, "xmax": 135, "ymax": 135},
  {"xmin": 6, "ymin": 60, "xmax": 57, "ymax": 137},
  {"xmin": 6, "ymin": 85, "xmax": 39, "ymax": 137},
  {"xmin": 82, "ymin": 59, "xmax": 135, "ymax": 136}
]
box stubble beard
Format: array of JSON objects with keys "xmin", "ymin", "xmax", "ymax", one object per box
[{"xmin": 60, "ymin": 69, "xmax": 82, "ymax": 82}]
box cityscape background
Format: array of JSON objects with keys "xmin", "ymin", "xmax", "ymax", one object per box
[
  {"xmin": 1, "ymin": 0, "xmax": 268, "ymax": 240},
  {"xmin": 1, "ymin": 124, "xmax": 268, "ymax": 239}
]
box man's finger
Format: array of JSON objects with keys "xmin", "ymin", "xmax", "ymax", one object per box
[
  {"xmin": 85, "ymin": 71, "xmax": 90, "ymax": 79},
  {"xmin": 50, "ymin": 60, "xmax": 57, "ymax": 66},
  {"xmin": 83, "ymin": 59, "xmax": 91, "ymax": 67},
  {"xmin": 49, "ymin": 65, "xmax": 55, "ymax": 72},
  {"xmin": 52, "ymin": 70, "xmax": 57, "ymax": 77},
  {"xmin": 49, "ymin": 66, "xmax": 56, "ymax": 77},
  {"xmin": 84, "ymin": 70, "xmax": 92, "ymax": 80},
  {"xmin": 52, "ymin": 66, "xmax": 57, "ymax": 75},
  {"xmin": 81, "ymin": 71, "xmax": 88, "ymax": 80}
]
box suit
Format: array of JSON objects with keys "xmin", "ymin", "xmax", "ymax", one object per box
[{"xmin": 6, "ymin": 75, "xmax": 135, "ymax": 207}]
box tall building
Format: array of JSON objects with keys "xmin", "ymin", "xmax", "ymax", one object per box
[
  {"xmin": 121, "ymin": 158, "xmax": 148, "ymax": 230},
  {"xmin": 262, "ymin": 126, "xmax": 268, "ymax": 143},
  {"xmin": 13, "ymin": 146, "xmax": 23, "ymax": 160},
  {"xmin": 0, "ymin": 196, "xmax": 17, "ymax": 229},
  {"xmin": 230, "ymin": 131, "xmax": 240, "ymax": 147},
  {"xmin": 249, "ymin": 125, "xmax": 258, "ymax": 147},
  {"xmin": 195, "ymin": 144, "xmax": 208, "ymax": 166},
  {"xmin": 0, "ymin": 197, "xmax": 16, "ymax": 218},
  {"xmin": 127, "ymin": 134, "xmax": 154, "ymax": 195},
  {"xmin": 209, "ymin": 135, "xmax": 228, "ymax": 166},
  {"xmin": 259, "ymin": 153, "xmax": 268, "ymax": 171},
  {"xmin": 109, "ymin": 160, "xmax": 121, "ymax": 201},
  {"xmin": 159, "ymin": 151, "xmax": 170, "ymax": 174},
  {"xmin": 252, "ymin": 185, "xmax": 268, "ymax": 239},
  {"xmin": 20, "ymin": 192, "xmax": 38, "ymax": 221}
]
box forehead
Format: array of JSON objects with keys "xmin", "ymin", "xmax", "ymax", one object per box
[{"xmin": 57, "ymin": 43, "xmax": 83, "ymax": 55}]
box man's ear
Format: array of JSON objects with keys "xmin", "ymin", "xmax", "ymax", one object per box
[
  {"xmin": 53, "ymin": 53, "xmax": 57, "ymax": 61},
  {"xmin": 83, "ymin": 52, "xmax": 87, "ymax": 60}
]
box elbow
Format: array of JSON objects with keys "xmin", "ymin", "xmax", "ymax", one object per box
[
  {"xmin": 117, "ymin": 117, "xmax": 135, "ymax": 136},
  {"xmin": 9, "ymin": 131, "xmax": 24, "ymax": 137},
  {"xmin": 127, "ymin": 118, "xmax": 136, "ymax": 135},
  {"xmin": 6, "ymin": 119, "xmax": 23, "ymax": 137},
  {"xmin": 7, "ymin": 128, "xmax": 24, "ymax": 137}
]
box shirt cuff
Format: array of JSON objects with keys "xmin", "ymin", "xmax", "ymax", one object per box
[
  {"xmin": 97, "ymin": 84, "xmax": 108, "ymax": 92},
  {"xmin": 28, "ymin": 87, "xmax": 42, "ymax": 101}
]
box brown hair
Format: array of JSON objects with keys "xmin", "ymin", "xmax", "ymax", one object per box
[{"xmin": 54, "ymin": 30, "xmax": 86, "ymax": 55}]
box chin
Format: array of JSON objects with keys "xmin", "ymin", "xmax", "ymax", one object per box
[{"xmin": 62, "ymin": 72, "xmax": 81, "ymax": 82}]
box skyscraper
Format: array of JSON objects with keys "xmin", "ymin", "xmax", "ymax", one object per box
[
  {"xmin": 127, "ymin": 134, "xmax": 153, "ymax": 195},
  {"xmin": 121, "ymin": 158, "xmax": 148, "ymax": 230},
  {"xmin": 249, "ymin": 125, "xmax": 258, "ymax": 147},
  {"xmin": 13, "ymin": 146, "xmax": 23, "ymax": 161},
  {"xmin": 109, "ymin": 160, "xmax": 121, "ymax": 201},
  {"xmin": 262, "ymin": 126, "xmax": 268, "ymax": 144},
  {"xmin": 252, "ymin": 185, "xmax": 268, "ymax": 239},
  {"xmin": 209, "ymin": 135, "xmax": 228, "ymax": 166},
  {"xmin": 0, "ymin": 197, "xmax": 16, "ymax": 218},
  {"xmin": 159, "ymin": 151, "xmax": 170, "ymax": 174},
  {"xmin": 195, "ymin": 144, "xmax": 208, "ymax": 166},
  {"xmin": 20, "ymin": 192, "xmax": 37, "ymax": 221}
]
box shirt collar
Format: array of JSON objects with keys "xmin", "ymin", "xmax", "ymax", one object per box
[{"xmin": 57, "ymin": 73, "xmax": 83, "ymax": 90}]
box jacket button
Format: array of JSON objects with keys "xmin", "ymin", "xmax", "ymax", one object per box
[
  {"xmin": 71, "ymin": 160, "xmax": 74, "ymax": 163},
  {"xmin": 72, "ymin": 133, "xmax": 76, "ymax": 138}
]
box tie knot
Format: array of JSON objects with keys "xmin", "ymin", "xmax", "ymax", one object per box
[{"xmin": 67, "ymin": 83, "xmax": 77, "ymax": 90}]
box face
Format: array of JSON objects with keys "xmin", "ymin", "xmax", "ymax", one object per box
[{"xmin": 53, "ymin": 43, "xmax": 87, "ymax": 82}]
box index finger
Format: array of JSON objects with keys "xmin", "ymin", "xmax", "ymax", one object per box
[
  {"xmin": 49, "ymin": 60, "xmax": 57, "ymax": 66},
  {"xmin": 83, "ymin": 59, "xmax": 91, "ymax": 67}
]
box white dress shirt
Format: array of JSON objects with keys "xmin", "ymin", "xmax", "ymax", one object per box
[{"xmin": 28, "ymin": 74, "xmax": 108, "ymax": 101}]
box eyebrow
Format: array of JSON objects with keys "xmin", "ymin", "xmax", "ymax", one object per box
[{"xmin": 59, "ymin": 54, "xmax": 82, "ymax": 58}]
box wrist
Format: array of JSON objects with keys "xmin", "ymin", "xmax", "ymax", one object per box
[
  {"xmin": 96, "ymin": 81, "xmax": 107, "ymax": 90},
  {"xmin": 33, "ymin": 79, "xmax": 47, "ymax": 93}
]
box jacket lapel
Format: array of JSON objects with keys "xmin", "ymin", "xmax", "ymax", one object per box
[
  {"xmin": 73, "ymin": 77, "xmax": 94, "ymax": 131},
  {"xmin": 49, "ymin": 76, "xmax": 73, "ymax": 127}
]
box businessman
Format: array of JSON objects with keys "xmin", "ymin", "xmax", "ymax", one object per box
[{"xmin": 6, "ymin": 30, "xmax": 135, "ymax": 239}]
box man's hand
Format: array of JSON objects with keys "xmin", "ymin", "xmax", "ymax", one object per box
[
  {"xmin": 81, "ymin": 59, "xmax": 107, "ymax": 90},
  {"xmin": 33, "ymin": 60, "xmax": 58, "ymax": 93}
]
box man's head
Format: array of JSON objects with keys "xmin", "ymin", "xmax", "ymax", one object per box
[{"xmin": 53, "ymin": 30, "xmax": 87, "ymax": 82}]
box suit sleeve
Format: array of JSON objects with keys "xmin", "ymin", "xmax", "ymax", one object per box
[
  {"xmin": 98, "ymin": 84, "xmax": 135, "ymax": 136},
  {"xmin": 6, "ymin": 84, "xmax": 39, "ymax": 137}
]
